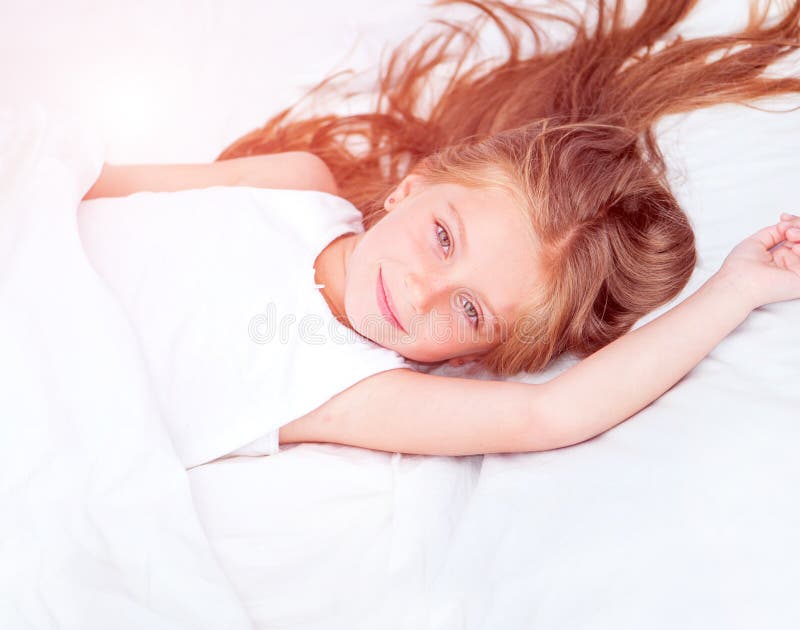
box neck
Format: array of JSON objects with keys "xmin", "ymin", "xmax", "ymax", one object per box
[{"xmin": 313, "ymin": 233, "xmax": 360, "ymax": 330}]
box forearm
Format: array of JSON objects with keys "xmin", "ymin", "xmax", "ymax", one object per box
[
  {"xmin": 542, "ymin": 273, "xmax": 753, "ymax": 446},
  {"xmin": 81, "ymin": 152, "xmax": 337, "ymax": 201},
  {"xmin": 81, "ymin": 159, "xmax": 251, "ymax": 201}
]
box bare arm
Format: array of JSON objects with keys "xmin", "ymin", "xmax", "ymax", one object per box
[
  {"xmin": 81, "ymin": 151, "xmax": 339, "ymax": 200},
  {"xmin": 281, "ymin": 367, "xmax": 552, "ymax": 456},
  {"xmin": 543, "ymin": 211, "xmax": 800, "ymax": 448},
  {"xmin": 280, "ymin": 273, "xmax": 750, "ymax": 456},
  {"xmin": 542, "ymin": 273, "xmax": 752, "ymax": 447},
  {"xmin": 284, "ymin": 217, "xmax": 800, "ymax": 457}
]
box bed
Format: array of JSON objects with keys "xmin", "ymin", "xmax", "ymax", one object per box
[{"xmin": 1, "ymin": 1, "xmax": 798, "ymax": 628}]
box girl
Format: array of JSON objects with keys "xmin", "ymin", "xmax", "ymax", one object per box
[{"xmin": 83, "ymin": 0, "xmax": 800, "ymax": 463}]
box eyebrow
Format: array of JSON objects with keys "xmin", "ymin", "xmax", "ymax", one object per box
[{"xmin": 445, "ymin": 200, "xmax": 499, "ymax": 328}]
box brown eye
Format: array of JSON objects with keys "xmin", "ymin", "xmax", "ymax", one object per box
[
  {"xmin": 435, "ymin": 223, "xmax": 451, "ymax": 253},
  {"xmin": 461, "ymin": 296, "xmax": 480, "ymax": 328},
  {"xmin": 434, "ymin": 222, "xmax": 481, "ymax": 327}
]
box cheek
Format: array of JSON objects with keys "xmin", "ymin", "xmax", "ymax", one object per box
[{"xmin": 343, "ymin": 249, "xmax": 373, "ymax": 318}]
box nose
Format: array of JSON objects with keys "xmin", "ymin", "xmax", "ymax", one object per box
[{"xmin": 404, "ymin": 269, "xmax": 451, "ymax": 315}]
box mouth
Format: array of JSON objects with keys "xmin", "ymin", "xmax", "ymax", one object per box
[{"xmin": 377, "ymin": 267, "xmax": 407, "ymax": 334}]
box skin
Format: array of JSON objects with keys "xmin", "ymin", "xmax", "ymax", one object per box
[{"xmin": 313, "ymin": 173, "xmax": 543, "ymax": 367}]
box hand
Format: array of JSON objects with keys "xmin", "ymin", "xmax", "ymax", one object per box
[{"xmin": 716, "ymin": 212, "xmax": 800, "ymax": 310}]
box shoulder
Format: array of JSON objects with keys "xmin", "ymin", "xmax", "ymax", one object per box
[{"xmin": 238, "ymin": 151, "xmax": 340, "ymax": 197}]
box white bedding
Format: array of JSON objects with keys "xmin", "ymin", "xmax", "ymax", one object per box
[
  {"xmin": 1, "ymin": 1, "xmax": 799, "ymax": 629},
  {"xmin": 0, "ymin": 105, "xmax": 253, "ymax": 628}
]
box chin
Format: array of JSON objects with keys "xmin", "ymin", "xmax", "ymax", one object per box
[{"xmin": 392, "ymin": 346, "xmax": 446, "ymax": 364}]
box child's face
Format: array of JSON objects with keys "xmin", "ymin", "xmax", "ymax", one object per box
[{"xmin": 342, "ymin": 174, "xmax": 542, "ymax": 366}]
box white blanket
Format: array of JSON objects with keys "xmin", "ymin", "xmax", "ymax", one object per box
[
  {"xmin": 2, "ymin": 1, "xmax": 799, "ymax": 629},
  {"xmin": 0, "ymin": 103, "xmax": 252, "ymax": 630}
]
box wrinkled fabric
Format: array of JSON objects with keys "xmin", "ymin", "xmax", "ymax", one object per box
[
  {"xmin": 78, "ymin": 178, "xmax": 409, "ymax": 469},
  {"xmin": 0, "ymin": 102, "xmax": 253, "ymax": 630}
]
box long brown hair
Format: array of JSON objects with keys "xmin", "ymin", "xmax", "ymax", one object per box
[{"xmin": 218, "ymin": 0, "xmax": 800, "ymax": 376}]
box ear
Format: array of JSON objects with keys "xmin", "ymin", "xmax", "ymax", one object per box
[{"xmin": 384, "ymin": 173, "xmax": 426, "ymax": 211}]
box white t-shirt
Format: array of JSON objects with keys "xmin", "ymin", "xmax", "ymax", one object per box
[{"xmin": 77, "ymin": 185, "xmax": 411, "ymax": 469}]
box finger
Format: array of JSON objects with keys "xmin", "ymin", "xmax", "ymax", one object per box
[
  {"xmin": 780, "ymin": 241, "xmax": 800, "ymax": 261},
  {"xmin": 780, "ymin": 240, "xmax": 800, "ymax": 254},
  {"xmin": 752, "ymin": 222, "xmax": 790, "ymax": 249},
  {"xmin": 774, "ymin": 246, "xmax": 800, "ymax": 271},
  {"xmin": 777, "ymin": 240, "xmax": 800, "ymax": 256},
  {"xmin": 786, "ymin": 250, "xmax": 800, "ymax": 273},
  {"xmin": 776, "ymin": 221, "xmax": 800, "ymax": 245}
]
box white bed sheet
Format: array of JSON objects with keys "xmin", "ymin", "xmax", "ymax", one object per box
[
  {"xmin": 0, "ymin": 104, "xmax": 252, "ymax": 629},
  {"xmin": 1, "ymin": 1, "xmax": 798, "ymax": 629}
]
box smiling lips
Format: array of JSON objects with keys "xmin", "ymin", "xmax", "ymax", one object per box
[{"xmin": 377, "ymin": 268, "xmax": 407, "ymax": 333}]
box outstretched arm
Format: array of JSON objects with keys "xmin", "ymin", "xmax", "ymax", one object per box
[
  {"xmin": 546, "ymin": 213, "xmax": 800, "ymax": 447},
  {"xmin": 280, "ymin": 273, "xmax": 748, "ymax": 456},
  {"xmin": 543, "ymin": 272, "xmax": 751, "ymax": 447},
  {"xmin": 280, "ymin": 214, "xmax": 800, "ymax": 456},
  {"xmin": 81, "ymin": 151, "xmax": 338, "ymax": 200}
]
